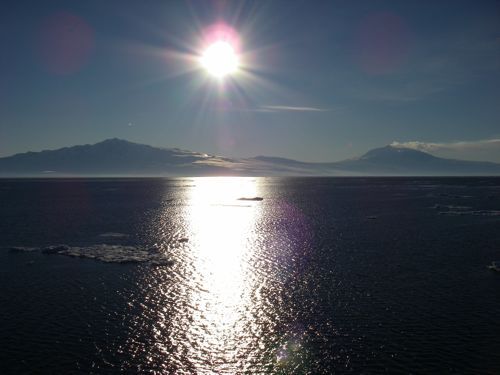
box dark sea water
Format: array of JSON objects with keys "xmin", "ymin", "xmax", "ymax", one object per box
[{"xmin": 1, "ymin": 177, "xmax": 499, "ymax": 374}]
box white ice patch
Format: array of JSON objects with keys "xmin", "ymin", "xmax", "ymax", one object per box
[
  {"xmin": 432, "ymin": 204, "xmax": 472, "ymax": 211},
  {"xmin": 8, "ymin": 244, "xmax": 172, "ymax": 266},
  {"xmin": 438, "ymin": 210, "xmax": 500, "ymax": 216},
  {"xmin": 432, "ymin": 204, "xmax": 500, "ymax": 216}
]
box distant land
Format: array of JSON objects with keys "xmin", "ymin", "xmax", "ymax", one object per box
[{"xmin": 1, "ymin": 138, "xmax": 500, "ymax": 176}]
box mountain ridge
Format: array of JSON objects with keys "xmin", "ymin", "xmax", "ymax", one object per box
[{"xmin": 1, "ymin": 139, "xmax": 499, "ymax": 176}]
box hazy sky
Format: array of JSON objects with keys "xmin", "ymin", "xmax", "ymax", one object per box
[{"xmin": 1, "ymin": 0, "xmax": 500, "ymax": 162}]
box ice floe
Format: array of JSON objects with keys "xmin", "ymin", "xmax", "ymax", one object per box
[
  {"xmin": 98, "ymin": 232, "xmax": 130, "ymax": 238},
  {"xmin": 237, "ymin": 197, "xmax": 264, "ymax": 201},
  {"xmin": 438, "ymin": 193, "xmax": 473, "ymax": 199},
  {"xmin": 8, "ymin": 244, "xmax": 172, "ymax": 266},
  {"xmin": 432, "ymin": 204, "xmax": 500, "ymax": 216},
  {"xmin": 432, "ymin": 204, "xmax": 472, "ymax": 211},
  {"xmin": 438, "ymin": 210, "xmax": 500, "ymax": 216},
  {"xmin": 488, "ymin": 261, "xmax": 500, "ymax": 272}
]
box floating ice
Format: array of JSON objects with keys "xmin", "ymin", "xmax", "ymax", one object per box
[
  {"xmin": 488, "ymin": 261, "xmax": 500, "ymax": 272},
  {"xmin": 438, "ymin": 210, "xmax": 500, "ymax": 216},
  {"xmin": 215, "ymin": 204, "xmax": 251, "ymax": 208},
  {"xmin": 8, "ymin": 244, "xmax": 172, "ymax": 266},
  {"xmin": 432, "ymin": 204, "xmax": 472, "ymax": 211},
  {"xmin": 438, "ymin": 193, "xmax": 472, "ymax": 199},
  {"xmin": 98, "ymin": 232, "xmax": 130, "ymax": 238},
  {"xmin": 432, "ymin": 203, "xmax": 500, "ymax": 216}
]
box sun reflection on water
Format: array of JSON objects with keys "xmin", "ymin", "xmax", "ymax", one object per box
[
  {"xmin": 181, "ymin": 177, "xmax": 263, "ymax": 370},
  {"xmin": 117, "ymin": 177, "xmax": 314, "ymax": 373}
]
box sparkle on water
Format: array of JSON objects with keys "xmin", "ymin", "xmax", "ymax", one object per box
[
  {"xmin": 200, "ymin": 40, "xmax": 239, "ymax": 78},
  {"xmin": 3, "ymin": 177, "xmax": 500, "ymax": 373},
  {"xmin": 144, "ymin": 177, "xmax": 279, "ymax": 372}
]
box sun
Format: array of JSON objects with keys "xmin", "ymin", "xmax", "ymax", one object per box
[{"xmin": 200, "ymin": 40, "xmax": 239, "ymax": 78}]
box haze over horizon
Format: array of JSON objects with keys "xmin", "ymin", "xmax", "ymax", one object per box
[
  {"xmin": 3, "ymin": 137, "xmax": 500, "ymax": 166},
  {"xmin": 1, "ymin": 0, "xmax": 500, "ymax": 162},
  {"xmin": 1, "ymin": 137, "xmax": 499, "ymax": 177}
]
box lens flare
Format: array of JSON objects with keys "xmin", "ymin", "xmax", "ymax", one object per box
[{"xmin": 200, "ymin": 41, "xmax": 239, "ymax": 78}]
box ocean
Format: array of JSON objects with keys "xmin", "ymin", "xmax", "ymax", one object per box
[{"xmin": 1, "ymin": 177, "xmax": 499, "ymax": 373}]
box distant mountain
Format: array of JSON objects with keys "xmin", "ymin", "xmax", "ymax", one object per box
[
  {"xmin": 329, "ymin": 146, "xmax": 500, "ymax": 175},
  {"xmin": 0, "ymin": 139, "xmax": 499, "ymax": 176},
  {"xmin": 0, "ymin": 139, "xmax": 231, "ymax": 176}
]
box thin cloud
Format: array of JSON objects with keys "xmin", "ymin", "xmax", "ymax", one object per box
[{"xmin": 259, "ymin": 105, "xmax": 330, "ymax": 112}]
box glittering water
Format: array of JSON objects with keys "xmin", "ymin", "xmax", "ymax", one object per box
[{"xmin": 1, "ymin": 177, "xmax": 500, "ymax": 373}]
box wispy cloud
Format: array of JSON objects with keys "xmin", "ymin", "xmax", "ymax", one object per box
[
  {"xmin": 258, "ymin": 105, "xmax": 330, "ymax": 112},
  {"xmin": 391, "ymin": 139, "xmax": 500, "ymax": 163}
]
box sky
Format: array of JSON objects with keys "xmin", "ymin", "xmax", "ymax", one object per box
[{"xmin": 1, "ymin": 0, "xmax": 500, "ymax": 162}]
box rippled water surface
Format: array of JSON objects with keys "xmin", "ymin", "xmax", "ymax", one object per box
[{"xmin": 1, "ymin": 177, "xmax": 500, "ymax": 373}]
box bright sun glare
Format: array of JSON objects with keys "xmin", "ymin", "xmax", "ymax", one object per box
[{"xmin": 200, "ymin": 41, "xmax": 239, "ymax": 78}]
